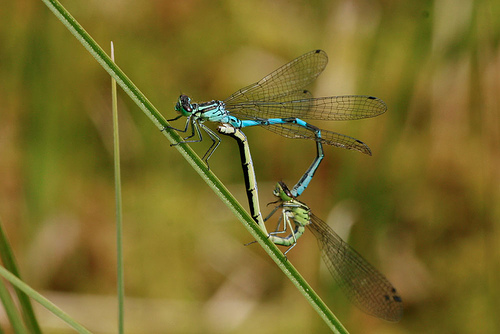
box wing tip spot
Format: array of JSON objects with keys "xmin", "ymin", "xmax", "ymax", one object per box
[{"xmin": 355, "ymin": 139, "xmax": 372, "ymax": 155}]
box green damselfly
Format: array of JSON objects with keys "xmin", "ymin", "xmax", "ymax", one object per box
[{"xmin": 267, "ymin": 181, "xmax": 403, "ymax": 322}]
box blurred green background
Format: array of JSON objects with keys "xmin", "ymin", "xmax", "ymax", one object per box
[{"xmin": 1, "ymin": 0, "xmax": 499, "ymax": 333}]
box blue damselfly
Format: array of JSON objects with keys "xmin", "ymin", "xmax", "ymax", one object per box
[{"xmin": 169, "ymin": 50, "xmax": 386, "ymax": 196}]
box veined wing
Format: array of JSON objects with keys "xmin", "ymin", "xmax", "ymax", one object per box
[
  {"xmin": 228, "ymin": 89, "xmax": 313, "ymax": 118},
  {"xmin": 224, "ymin": 50, "xmax": 328, "ymax": 105},
  {"xmin": 227, "ymin": 95, "xmax": 387, "ymax": 121},
  {"xmin": 307, "ymin": 213, "xmax": 403, "ymax": 322},
  {"xmin": 264, "ymin": 123, "xmax": 373, "ymax": 155},
  {"xmin": 265, "ymin": 89, "xmax": 313, "ymax": 102}
]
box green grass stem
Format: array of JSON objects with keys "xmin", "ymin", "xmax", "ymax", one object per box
[
  {"xmin": 0, "ymin": 217, "xmax": 41, "ymax": 333},
  {"xmin": 0, "ymin": 275, "xmax": 28, "ymax": 334},
  {"xmin": 111, "ymin": 42, "xmax": 125, "ymax": 334},
  {"xmin": 0, "ymin": 266, "xmax": 92, "ymax": 334}
]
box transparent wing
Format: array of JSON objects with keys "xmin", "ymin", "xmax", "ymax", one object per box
[
  {"xmin": 224, "ymin": 50, "xmax": 328, "ymax": 104},
  {"xmin": 228, "ymin": 89, "xmax": 313, "ymax": 118},
  {"xmin": 227, "ymin": 95, "xmax": 387, "ymax": 121},
  {"xmin": 264, "ymin": 123, "xmax": 373, "ymax": 155},
  {"xmin": 265, "ymin": 89, "xmax": 313, "ymax": 102},
  {"xmin": 307, "ymin": 214, "xmax": 403, "ymax": 322}
]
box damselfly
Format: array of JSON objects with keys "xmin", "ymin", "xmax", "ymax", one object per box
[
  {"xmin": 267, "ymin": 181, "xmax": 403, "ymax": 322},
  {"xmin": 168, "ymin": 50, "xmax": 386, "ymax": 197}
]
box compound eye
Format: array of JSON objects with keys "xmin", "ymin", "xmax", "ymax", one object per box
[
  {"xmin": 183, "ymin": 103, "xmax": 192, "ymax": 113},
  {"xmin": 180, "ymin": 95, "xmax": 192, "ymax": 112},
  {"xmin": 278, "ymin": 181, "xmax": 293, "ymax": 198}
]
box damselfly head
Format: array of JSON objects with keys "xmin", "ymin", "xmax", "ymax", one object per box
[
  {"xmin": 274, "ymin": 181, "xmax": 294, "ymax": 201},
  {"xmin": 175, "ymin": 95, "xmax": 193, "ymax": 116}
]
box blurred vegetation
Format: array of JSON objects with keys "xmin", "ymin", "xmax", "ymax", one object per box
[{"xmin": 1, "ymin": 0, "xmax": 499, "ymax": 333}]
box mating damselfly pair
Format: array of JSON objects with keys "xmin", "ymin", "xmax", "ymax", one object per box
[{"xmin": 167, "ymin": 50, "xmax": 403, "ymax": 321}]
